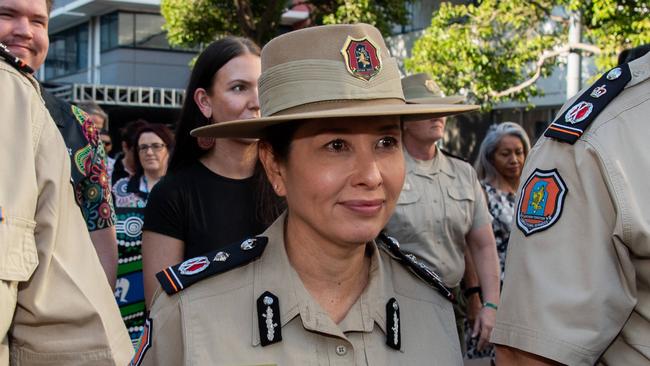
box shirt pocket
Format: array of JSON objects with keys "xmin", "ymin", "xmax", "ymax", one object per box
[
  {"xmin": 0, "ymin": 216, "xmax": 38, "ymax": 282},
  {"xmin": 445, "ymin": 186, "xmax": 475, "ymax": 230}
]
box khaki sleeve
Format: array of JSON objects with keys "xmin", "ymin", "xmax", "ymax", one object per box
[
  {"xmin": 0, "ymin": 66, "xmax": 133, "ymax": 365},
  {"xmin": 137, "ymin": 292, "xmax": 184, "ymax": 366},
  {"xmin": 0, "ymin": 67, "xmax": 42, "ymax": 363},
  {"xmin": 491, "ymin": 137, "xmax": 636, "ymax": 365},
  {"xmin": 470, "ymin": 168, "xmax": 492, "ymax": 230}
]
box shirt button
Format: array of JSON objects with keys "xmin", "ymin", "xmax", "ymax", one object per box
[{"xmin": 335, "ymin": 345, "xmax": 347, "ymax": 356}]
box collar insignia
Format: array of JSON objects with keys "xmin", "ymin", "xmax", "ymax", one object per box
[
  {"xmin": 386, "ymin": 298, "xmax": 401, "ymax": 350},
  {"xmin": 341, "ymin": 36, "xmax": 382, "ymax": 81},
  {"xmin": 257, "ymin": 291, "xmax": 282, "ymax": 347}
]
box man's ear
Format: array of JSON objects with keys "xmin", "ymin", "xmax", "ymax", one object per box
[
  {"xmin": 258, "ymin": 142, "xmax": 287, "ymax": 197},
  {"xmin": 193, "ymin": 88, "xmax": 213, "ymax": 119}
]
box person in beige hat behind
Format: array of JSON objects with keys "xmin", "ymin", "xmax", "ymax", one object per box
[
  {"xmin": 385, "ymin": 72, "xmax": 500, "ymax": 354},
  {"xmin": 133, "ymin": 24, "xmax": 477, "ymax": 366}
]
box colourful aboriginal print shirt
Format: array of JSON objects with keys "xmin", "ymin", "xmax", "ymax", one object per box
[
  {"xmin": 41, "ymin": 88, "xmax": 116, "ymax": 231},
  {"xmin": 112, "ymin": 175, "xmax": 149, "ymax": 347}
]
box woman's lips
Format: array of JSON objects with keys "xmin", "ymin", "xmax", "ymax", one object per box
[{"xmin": 340, "ymin": 199, "xmax": 384, "ymax": 215}]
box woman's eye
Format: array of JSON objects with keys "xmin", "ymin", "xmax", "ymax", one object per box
[
  {"xmin": 377, "ymin": 136, "xmax": 399, "ymax": 149},
  {"xmin": 326, "ymin": 139, "xmax": 347, "ymax": 152},
  {"xmin": 232, "ymin": 85, "xmax": 245, "ymax": 92}
]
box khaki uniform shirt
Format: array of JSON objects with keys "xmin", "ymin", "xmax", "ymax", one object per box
[
  {"xmin": 0, "ymin": 61, "xmax": 133, "ymax": 365},
  {"xmin": 139, "ymin": 213, "xmax": 462, "ymax": 365},
  {"xmin": 491, "ymin": 52, "xmax": 650, "ymax": 365},
  {"xmin": 385, "ymin": 148, "xmax": 491, "ymax": 287}
]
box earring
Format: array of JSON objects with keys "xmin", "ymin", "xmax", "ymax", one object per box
[{"xmin": 197, "ymin": 137, "xmax": 215, "ymax": 150}]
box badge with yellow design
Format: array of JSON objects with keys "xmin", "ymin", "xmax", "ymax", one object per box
[
  {"xmin": 516, "ymin": 169, "xmax": 568, "ymax": 236},
  {"xmin": 340, "ymin": 36, "xmax": 382, "ymax": 81}
]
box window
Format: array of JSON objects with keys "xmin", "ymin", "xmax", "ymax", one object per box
[
  {"xmin": 45, "ymin": 23, "xmax": 89, "ymax": 78},
  {"xmin": 100, "ymin": 11, "xmax": 195, "ymax": 52}
]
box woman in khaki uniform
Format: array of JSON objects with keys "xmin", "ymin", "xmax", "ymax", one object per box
[{"xmin": 133, "ymin": 24, "xmax": 478, "ymax": 366}]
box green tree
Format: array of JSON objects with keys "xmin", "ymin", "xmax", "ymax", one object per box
[
  {"xmin": 406, "ymin": 0, "xmax": 650, "ymax": 109},
  {"xmin": 161, "ymin": 0, "xmax": 412, "ymax": 47}
]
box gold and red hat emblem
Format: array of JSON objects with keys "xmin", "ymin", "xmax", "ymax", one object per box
[{"xmin": 340, "ymin": 36, "xmax": 382, "ymax": 81}]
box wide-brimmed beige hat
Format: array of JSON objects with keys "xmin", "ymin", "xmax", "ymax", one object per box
[
  {"xmin": 402, "ymin": 73, "xmax": 465, "ymax": 105},
  {"xmin": 192, "ymin": 24, "xmax": 478, "ymax": 138}
]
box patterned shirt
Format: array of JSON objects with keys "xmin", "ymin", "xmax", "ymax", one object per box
[{"xmin": 41, "ymin": 89, "xmax": 116, "ymax": 231}]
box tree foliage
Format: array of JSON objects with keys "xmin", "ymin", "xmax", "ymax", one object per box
[
  {"xmin": 406, "ymin": 0, "xmax": 650, "ymax": 109},
  {"xmin": 161, "ymin": 0, "xmax": 412, "ymax": 47}
]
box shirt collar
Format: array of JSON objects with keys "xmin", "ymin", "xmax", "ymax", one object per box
[
  {"xmin": 251, "ymin": 212, "xmax": 393, "ymax": 345},
  {"xmin": 405, "ymin": 146, "xmax": 456, "ymax": 178}
]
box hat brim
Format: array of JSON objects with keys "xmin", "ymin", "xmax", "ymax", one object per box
[
  {"xmin": 191, "ymin": 103, "xmax": 479, "ymax": 138},
  {"xmin": 406, "ymin": 96, "xmax": 466, "ymax": 105}
]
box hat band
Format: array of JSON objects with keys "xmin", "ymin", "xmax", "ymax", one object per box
[
  {"xmin": 272, "ymin": 98, "xmax": 406, "ymax": 116},
  {"xmin": 259, "ymin": 58, "xmax": 405, "ymax": 117}
]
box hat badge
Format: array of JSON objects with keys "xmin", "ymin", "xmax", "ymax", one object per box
[
  {"xmin": 424, "ymin": 80, "xmax": 442, "ymax": 94},
  {"xmin": 340, "ymin": 35, "xmax": 382, "ymax": 81}
]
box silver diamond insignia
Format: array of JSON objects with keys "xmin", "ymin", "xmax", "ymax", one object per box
[
  {"xmin": 263, "ymin": 296, "xmax": 274, "ymax": 305},
  {"xmin": 606, "ymin": 67, "xmax": 622, "ymax": 80},
  {"xmin": 240, "ymin": 238, "xmax": 257, "ymax": 251},
  {"xmin": 213, "ymin": 251, "xmax": 229, "ymax": 262},
  {"xmin": 392, "ymin": 301, "xmax": 399, "ymax": 310}
]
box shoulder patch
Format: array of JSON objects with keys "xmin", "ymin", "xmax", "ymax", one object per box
[
  {"xmin": 440, "ymin": 149, "xmax": 467, "ymax": 162},
  {"xmin": 545, "ymin": 64, "xmax": 632, "ymax": 144},
  {"xmin": 0, "ymin": 42, "xmax": 34, "ymax": 74},
  {"xmin": 156, "ymin": 236, "xmax": 268, "ymax": 295},
  {"xmin": 516, "ymin": 169, "xmax": 568, "ymax": 236},
  {"xmin": 377, "ymin": 233, "xmax": 455, "ymax": 303}
]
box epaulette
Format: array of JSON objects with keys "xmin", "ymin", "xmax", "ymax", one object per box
[
  {"xmin": 545, "ymin": 64, "xmax": 632, "ymax": 144},
  {"xmin": 440, "ymin": 148, "xmax": 467, "ymax": 162},
  {"xmin": 0, "ymin": 42, "xmax": 34, "ymax": 74},
  {"xmin": 377, "ymin": 232, "xmax": 455, "ymax": 303},
  {"xmin": 156, "ymin": 236, "xmax": 268, "ymax": 295}
]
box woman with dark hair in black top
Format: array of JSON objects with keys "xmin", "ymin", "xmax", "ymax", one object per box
[{"xmin": 141, "ymin": 37, "xmax": 264, "ymax": 307}]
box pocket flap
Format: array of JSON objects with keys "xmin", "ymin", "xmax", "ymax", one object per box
[
  {"xmin": 397, "ymin": 187, "xmax": 421, "ymax": 205},
  {"xmin": 0, "ymin": 216, "xmax": 38, "ymax": 281},
  {"xmin": 446, "ymin": 186, "xmax": 475, "ymax": 202}
]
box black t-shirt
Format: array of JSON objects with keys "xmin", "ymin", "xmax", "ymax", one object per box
[{"xmin": 143, "ymin": 161, "xmax": 266, "ymax": 258}]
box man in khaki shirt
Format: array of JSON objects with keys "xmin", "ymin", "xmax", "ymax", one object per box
[
  {"xmin": 136, "ymin": 213, "xmax": 462, "ymax": 366},
  {"xmin": 0, "ymin": 0, "xmax": 133, "ymax": 364},
  {"xmin": 493, "ymin": 51, "xmax": 650, "ymax": 365}
]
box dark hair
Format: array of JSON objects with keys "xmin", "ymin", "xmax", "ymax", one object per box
[
  {"xmin": 120, "ymin": 119, "xmax": 149, "ymax": 149},
  {"xmin": 617, "ymin": 44, "xmax": 650, "ymax": 66},
  {"xmin": 133, "ymin": 123, "xmax": 175, "ymax": 176},
  {"xmin": 167, "ymin": 37, "xmax": 261, "ymax": 173}
]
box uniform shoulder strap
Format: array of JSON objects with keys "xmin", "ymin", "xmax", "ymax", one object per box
[
  {"xmin": 544, "ymin": 64, "xmax": 632, "ymax": 144},
  {"xmin": 377, "ymin": 232, "xmax": 455, "ymax": 303},
  {"xmin": 440, "ymin": 148, "xmax": 467, "ymax": 162},
  {"xmin": 0, "ymin": 42, "xmax": 34, "ymax": 74},
  {"xmin": 156, "ymin": 236, "xmax": 268, "ymax": 295}
]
